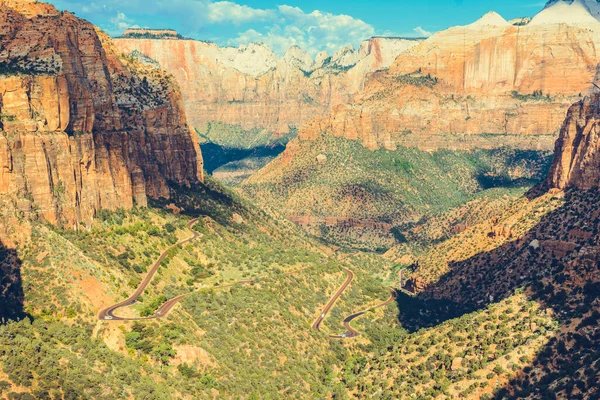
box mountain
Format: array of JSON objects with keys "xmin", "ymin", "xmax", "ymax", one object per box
[
  {"xmin": 112, "ymin": 35, "xmax": 422, "ymax": 136},
  {"xmin": 549, "ymin": 93, "xmax": 600, "ymax": 189},
  {"xmin": 544, "ymin": 0, "xmax": 600, "ymax": 22},
  {"xmin": 0, "ymin": 0, "xmax": 203, "ymax": 232},
  {"xmin": 297, "ymin": 10, "xmax": 600, "ymax": 150},
  {"xmin": 242, "ymin": 8, "xmax": 599, "ymax": 248}
]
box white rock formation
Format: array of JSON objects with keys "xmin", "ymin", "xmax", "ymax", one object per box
[
  {"xmin": 466, "ymin": 11, "xmax": 510, "ymax": 28},
  {"xmin": 532, "ymin": 0, "xmax": 600, "ymax": 27}
]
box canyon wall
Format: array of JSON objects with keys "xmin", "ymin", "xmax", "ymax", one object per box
[
  {"xmin": 299, "ymin": 12, "xmax": 600, "ymax": 150},
  {"xmin": 0, "ymin": 0, "xmax": 203, "ymax": 229},
  {"xmin": 549, "ymin": 93, "xmax": 600, "ymax": 189},
  {"xmin": 113, "ymin": 36, "xmax": 422, "ymax": 134}
]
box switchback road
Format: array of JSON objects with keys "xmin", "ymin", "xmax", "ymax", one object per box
[
  {"xmin": 311, "ymin": 267, "xmax": 354, "ymax": 332},
  {"xmin": 311, "ymin": 267, "xmax": 396, "ymax": 339},
  {"xmin": 99, "ymin": 219, "xmax": 201, "ymax": 321},
  {"xmin": 330, "ymin": 289, "xmax": 397, "ymax": 339}
]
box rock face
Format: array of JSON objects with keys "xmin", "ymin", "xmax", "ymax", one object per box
[
  {"xmin": 548, "ymin": 93, "xmax": 600, "ymax": 189},
  {"xmin": 544, "ymin": 0, "xmax": 600, "ymax": 23},
  {"xmin": 298, "ymin": 10, "xmax": 600, "ymax": 150},
  {"xmin": 112, "ymin": 36, "xmax": 422, "ymax": 134},
  {"xmin": 0, "ymin": 0, "xmax": 203, "ymax": 228}
]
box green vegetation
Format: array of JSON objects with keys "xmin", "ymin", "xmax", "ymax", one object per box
[
  {"xmin": 242, "ymin": 134, "xmax": 552, "ymax": 250},
  {"xmin": 394, "ymin": 70, "xmax": 439, "ymax": 88},
  {"xmin": 1, "ymin": 169, "xmax": 598, "ymax": 399},
  {"xmin": 197, "ymin": 122, "xmax": 297, "ymax": 179},
  {"xmin": 0, "ymin": 114, "xmax": 17, "ymax": 122},
  {"xmin": 0, "ymin": 57, "xmax": 61, "ymax": 76},
  {"xmin": 197, "ymin": 122, "xmax": 297, "ymax": 150},
  {"xmin": 511, "ymin": 90, "xmax": 552, "ymax": 102},
  {"xmin": 119, "ymin": 32, "xmax": 189, "ymax": 40}
]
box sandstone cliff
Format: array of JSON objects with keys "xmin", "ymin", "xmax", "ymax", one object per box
[
  {"xmin": 113, "ymin": 36, "xmax": 422, "ymax": 134},
  {"xmin": 0, "ymin": 0, "xmax": 203, "ymax": 230},
  {"xmin": 298, "ymin": 11, "xmax": 600, "ymax": 150},
  {"xmin": 548, "ymin": 93, "xmax": 600, "ymax": 189}
]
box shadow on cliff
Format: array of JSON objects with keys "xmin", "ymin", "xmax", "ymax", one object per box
[
  {"xmin": 0, "ymin": 240, "xmax": 28, "ymax": 323},
  {"xmin": 395, "ymin": 188, "xmax": 600, "ymax": 398},
  {"xmin": 151, "ymin": 178, "xmax": 249, "ymax": 227},
  {"xmin": 201, "ymin": 142, "xmax": 286, "ymax": 174}
]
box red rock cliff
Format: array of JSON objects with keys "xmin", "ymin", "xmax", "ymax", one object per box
[
  {"xmin": 113, "ymin": 37, "xmax": 421, "ymax": 134},
  {"xmin": 0, "ymin": 0, "xmax": 203, "ymax": 229},
  {"xmin": 549, "ymin": 93, "xmax": 600, "ymax": 190},
  {"xmin": 299, "ymin": 16, "xmax": 600, "ymax": 150}
]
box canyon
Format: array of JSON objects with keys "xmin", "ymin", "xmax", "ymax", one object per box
[
  {"xmin": 0, "ymin": 0, "xmax": 203, "ymax": 233},
  {"xmin": 113, "ymin": 35, "xmax": 423, "ymax": 135},
  {"xmin": 0, "ymin": 1, "xmax": 599, "ymax": 399},
  {"xmin": 298, "ymin": 9, "xmax": 600, "ymax": 150}
]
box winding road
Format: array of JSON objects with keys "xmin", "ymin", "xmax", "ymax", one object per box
[
  {"xmin": 311, "ymin": 267, "xmax": 354, "ymax": 332},
  {"xmin": 311, "ymin": 267, "xmax": 397, "ymax": 339},
  {"xmin": 99, "ymin": 218, "xmax": 257, "ymax": 321},
  {"xmin": 99, "ymin": 218, "xmax": 202, "ymax": 321},
  {"xmin": 98, "ymin": 218, "xmax": 395, "ymax": 336},
  {"xmin": 329, "ymin": 289, "xmax": 397, "ymax": 339}
]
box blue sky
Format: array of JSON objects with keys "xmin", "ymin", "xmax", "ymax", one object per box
[{"xmin": 46, "ymin": 0, "xmax": 549, "ymax": 55}]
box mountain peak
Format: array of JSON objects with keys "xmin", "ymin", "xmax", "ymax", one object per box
[
  {"xmin": 0, "ymin": 0, "xmax": 59, "ymax": 17},
  {"xmin": 331, "ymin": 45, "xmax": 359, "ymax": 69},
  {"xmin": 532, "ymin": 0, "xmax": 600, "ymax": 25},
  {"xmin": 281, "ymin": 45, "xmax": 314, "ymax": 71},
  {"xmin": 467, "ymin": 11, "xmax": 510, "ymax": 27}
]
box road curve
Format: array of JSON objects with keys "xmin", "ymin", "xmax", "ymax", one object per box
[
  {"xmin": 330, "ymin": 289, "xmax": 397, "ymax": 339},
  {"xmin": 311, "ymin": 267, "xmax": 354, "ymax": 332},
  {"xmin": 99, "ymin": 219, "xmax": 201, "ymax": 321}
]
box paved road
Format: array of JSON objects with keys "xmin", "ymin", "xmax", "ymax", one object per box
[
  {"xmin": 98, "ymin": 213, "xmax": 310, "ymax": 322},
  {"xmin": 330, "ymin": 289, "xmax": 397, "ymax": 339},
  {"xmin": 98, "ymin": 219, "xmax": 202, "ymax": 321},
  {"xmin": 311, "ymin": 267, "xmax": 354, "ymax": 332},
  {"xmin": 311, "ymin": 267, "xmax": 397, "ymax": 339}
]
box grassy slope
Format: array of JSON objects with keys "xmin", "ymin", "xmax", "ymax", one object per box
[
  {"xmin": 0, "ymin": 178, "xmax": 575, "ymax": 399},
  {"xmin": 242, "ymin": 134, "xmax": 552, "ymax": 250},
  {"xmin": 375, "ymin": 188, "xmax": 600, "ymax": 399}
]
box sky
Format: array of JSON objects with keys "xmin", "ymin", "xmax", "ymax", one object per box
[{"xmin": 46, "ymin": 0, "xmax": 550, "ymax": 56}]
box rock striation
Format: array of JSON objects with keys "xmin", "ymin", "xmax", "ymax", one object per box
[
  {"xmin": 298, "ymin": 9, "xmax": 600, "ymax": 150},
  {"xmin": 549, "ymin": 93, "xmax": 600, "ymax": 190},
  {"xmin": 113, "ymin": 36, "xmax": 422, "ymax": 134},
  {"xmin": 0, "ymin": 0, "xmax": 203, "ymax": 229}
]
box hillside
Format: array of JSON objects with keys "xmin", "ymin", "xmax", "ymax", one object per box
[
  {"xmin": 242, "ymin": 134, "xmax": 554, "ymax": 250},
  {"xmin": 239, "ymin": 5, "xmax": 600, "ymax": 248},
  {"xmin": 1, "ymin": 1, "xmax": 600, "ymax": 399}
]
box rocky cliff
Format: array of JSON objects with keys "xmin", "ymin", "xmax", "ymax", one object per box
[
  {"xmin": 0, "ymin": 0, "xmax": 203, "ymax": 230},
  {"xmin": 298, "ymin": 10, "xmax": 600, "ymax": 150},
  {"xmin": 548, "ymin": 93, "xmax": 600, "ymax": 189},
  {"xmin": 113, "ymin": 36, "xmax": 422, "ymax": 134}
]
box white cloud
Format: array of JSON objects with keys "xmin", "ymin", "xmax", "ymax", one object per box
[
  {"xmin": 109, "ymin": 12, "xmax": 138, "ymax": 33},
  {"xmin": 228, "ymin": 5, "xmax": 377, "ymax": 56},
  {"xmin": 206, "ymin": 1, "xmax": 275, "ymax": 25},
  {"xmin": 413, "ymin": 26, "xmax": 433, "ymax": 37},
  {"xmin": 49, "ymin": 0, "xmax": 394, "ymax": 55}
]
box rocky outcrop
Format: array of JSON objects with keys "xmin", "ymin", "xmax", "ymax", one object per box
[
  {"xmin": 113, "ymin": 36, "xmax": 422, "ymax": 134},
  {"xmin": 121, "ymin": 28, "xmax": 180, "ymax": 39},
  {"xmin": 548, "ymin": 93, "xmax": 600, "ymax": 190},
  {"xmin": 299, "ymin": 10, "xmax": 600, "ymax": 150},
  {"xmin": 0, "ymin": 0, "xmax": 203, "ymax": 228}
]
